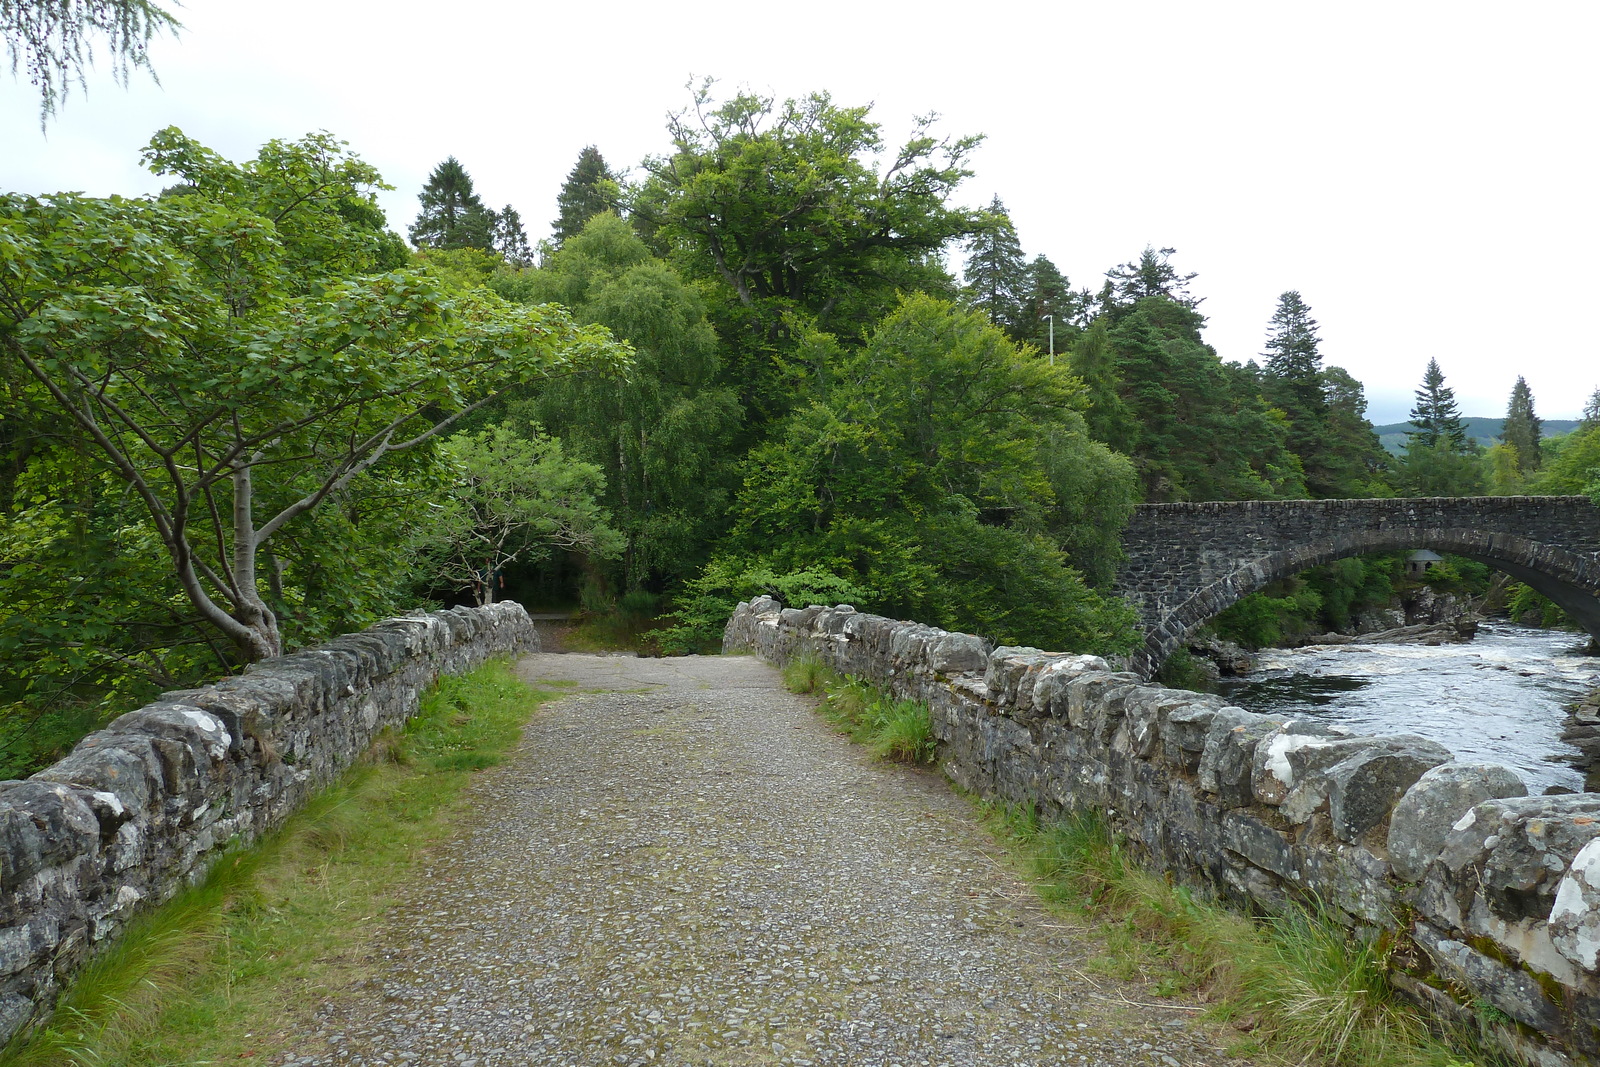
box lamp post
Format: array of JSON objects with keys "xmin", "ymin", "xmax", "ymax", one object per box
[{"xmin": 1042, "ymin": 314, "xmax": 1054, "ymax": 365}]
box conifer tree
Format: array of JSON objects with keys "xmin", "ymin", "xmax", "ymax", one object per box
[
  {"xmin": 961, "ymin": 196, "xmax": 1028, "ymax": 333},
  {"xmin": 1262, "ymin": 291, "xmax": 1326, "ymax": 419},
  {"xmin": 409, "ymin": 156, "xmax": 495, "ymax": 251},
  {"xmin": 1407, "ymin": 359, "xmax": 1470, "ymax": 450},
  {"xmin": 1502, "ymin": 375, "xmax": 1543, "ymax": 473},
  {"xmin": 552, "ymin": 146, "xmax": 619, "ymax": 247},
  {"xmin": 1102, "ymin": 246, "xmax": 1200, "ymax": 313},
  {"xmin": 1015, "ymin": 255, "xmax": 1091, "ymax": 354},
  {"xmin": 492, "ymin": 205, "xmax": 534, "ymax": 267}
]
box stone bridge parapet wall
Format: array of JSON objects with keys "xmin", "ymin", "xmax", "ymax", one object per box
[
  {"xmin": 726, "ymin": 597, "xmax": 1600, "ymax": 1066},
  {"xmin": 0, "ymin": 603, "xmax": 539, "ymax": 1043}
]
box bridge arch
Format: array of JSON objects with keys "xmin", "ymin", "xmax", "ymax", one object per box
[{"xmin": 1115, "ymin": 497, "xmax": 1600, "ymax": 679}]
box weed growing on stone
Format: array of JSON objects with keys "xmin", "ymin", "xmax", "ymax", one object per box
[
  {"xmin": 982, "ymin": 803, "xmax": 1512, "ymax": 1067},
  {"xmin": 0, "ymin": 659, "xmax": 554, "ymax": 1067}
]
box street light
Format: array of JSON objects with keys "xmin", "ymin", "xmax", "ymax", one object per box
[{"xmin": 1041, "ymin": 313, "xmax": 1054, "ymax": 365}]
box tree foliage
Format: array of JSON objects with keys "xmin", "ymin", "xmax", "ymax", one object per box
[
  {"xmin": 2, "ymin": 0, "xmax": 178, "ymax": 122},
  {"xmin": 0, "ymin": 129, "xmax": 628, "ymax": 663},
  {"xmin": 551, "ymin": 145, "xmax": 620, "ymax": 248},
  {"xmin": 415, "ymin": 425, "xmax": 621, "ymax": 605},
  {"xmin": 409, "ymin": 156, "xmax": 496, "ymax": 251},
  {"xmin": 1407, "ymin": 358, "xmax": 1469, "ymax": 450},
  {"xmin": 1503, "ymin": 375, "xmax": 1542, "ymax": 474},
  {"xmin": 962, "ymin": 196, "xmax": 1028, "ymax": 332},
  {"xmin": 720, "ymin": 294, "xmax": 1136, "ymax": 653},
  {"xmin": 631, "ymin": 82, "xmax": 980, "ymax": 420},
  {"xmin": 506, "ymin": 213, "xmax": 741, "ymax": 593}
]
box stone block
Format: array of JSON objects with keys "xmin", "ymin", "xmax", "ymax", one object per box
[
  {"xmin": 1198, "ymin": 709, "xmax": 1282, "ymax": 807},
  {"xmin": 927, "ymin": 632, "xmax": 989, "ymax": 676},
  {"xmin": 1551, "ymin": 837, "xmax": 1600, "ymax": 973},
  {"xmin": 1388, "ymin": 763, "xmax": 1528, "ymax": 882},
  {"xmin": 1414, "ymin": 923, "xmax": 1565, "ymax": 1034},
  {"xmin": 1250, "ymin": 720, "xmax": 1348, "ymax": 806},
  {"xmin": 1439, "ymin": 795, "xmax": 1600, "ymax": 924},
  {"xmin": 1325, "ymin": 736, "xmax": 1451, "ymax": 843}
]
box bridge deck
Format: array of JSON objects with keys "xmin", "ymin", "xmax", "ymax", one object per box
[{"xmin": 268, "ymin": 654, "xmax": 1244, "ymax": 1066}]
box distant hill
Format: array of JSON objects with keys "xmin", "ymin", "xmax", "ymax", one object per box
[{"xmin": 1373, "ymin": 417, "xmax": 1581, "ymax": 456}]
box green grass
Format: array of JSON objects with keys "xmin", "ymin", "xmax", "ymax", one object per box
[
  {"xmin": 984, "ymin": 804, "xmax": 1510, "ymax": 1067},
  {"xmin": 783, "ymin": 656, "xmax": 936, "ymax": 766},
  {"xmin": 1, "ymin": 658, "xmax": 555, "ymax": 1067}
]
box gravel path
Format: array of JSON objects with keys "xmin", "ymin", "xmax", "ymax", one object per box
[{"xmin": 276, "ymin": 653, "xmax": 1254, "ymax": 1067}]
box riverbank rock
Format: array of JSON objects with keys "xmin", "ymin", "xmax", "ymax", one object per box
[{"xmin": 1186, "ymin": 636, "xmax": 1255, "ymax": 675}]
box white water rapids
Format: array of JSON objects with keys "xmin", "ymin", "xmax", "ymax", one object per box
[{"xmin": 1215, "ymin": 621, "xmax": 1600, "ymax": 792}]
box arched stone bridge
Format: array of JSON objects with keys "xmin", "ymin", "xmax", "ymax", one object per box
[{"xmin": 1115, "ymin": 495, "xmax": 1600, "ymax": 678}]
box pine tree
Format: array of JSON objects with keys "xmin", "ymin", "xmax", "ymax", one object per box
[
  {"xmin": 409, "ymin": 157, "xmax": 495, "ymax": 251},
  {"xmin": 552, "ymin": 146, "xmax": 619, "ymax": 247},
  {"xmin": 1102, "ymin": 246, "xmax": 1200, "ymax": 313},
  {"xmin": 492, "ymin": 205, "xmax": 534, "ymax": 267},
  {"xmin": 1015, "ymin": 255, "xmax": 1092, "ymax": 355},
  {"xmin": 1262, "ymin": 292, "xmax": 1326, "ymax": 417},
  {"xmin": 961, "ymin": 196, "xmax": 1028, "ymax": 333},
  {"xmin": 1407, "ymin": 359, "xmax": 1470, "ymax": 450},
  {"xmin": 1502, "ymin": 376, "xmax": 1542, "ymax": 473}
]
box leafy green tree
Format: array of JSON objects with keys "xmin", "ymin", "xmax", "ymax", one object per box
[
  {"xmin": 415, "ymin": 425, "xmax": 621, "ymax": 605},
  {"xmin": 1398, "ymin": 440, "xmax": 1484, "ymax": 496},
  {"xmin": 0, "ymin": 129, "xmax": 628, "ymax": 663},
  {"xmin": 2, "ymin": 0, "xmax": 178, "ymax": 121},
  {"xmin": 551, "ymin": 145, "xmax": 620, "ymax": 248},
  {"xmin": 1261, "ymin": 291, "xmax": 1326, "ymax": 421},
  {"xmin": 962, "ymin": 196, "xmax": 1028, "ymax": 332},
  {"xmin": 507, "ymin": 213, "xmax": 741, "ymax": 592},
  {"xmin": 409, "ymin": 156, "xmax": 496, "ymax": 251},
  {"xmin": 1529, "ymin": 413, "xmax": 1600, "ymax": 495},
  {"xmin": 1067, "ymin": 318, "xmax": 1135, "ymax": 453},
  {"xmin": 1503, "ymin": 375, "xmax": 1542, "ymax": 474},
  {"xmin": 1318, "ymin": 365, "xmax": 1391, "ymax": 496},
  {"xmin": 1407, "ymin": 358, "xmax": 1470, "ymax": 450},
  {"xmin": 717, "ymin": 293, "xmax": 1136, "ymax": 653},
  {"xmin": 630, "ymin": 82, "xmax": 980, "ymax": 419}
]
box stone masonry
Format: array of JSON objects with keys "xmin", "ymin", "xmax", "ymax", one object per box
[
  {"xmin": 1116, "ymin": 496, "xmax": 1600, "ymax": 677},
  {"xmin": 727, "ymin": 597, "xmax": 1600, "ymax": 1066},
  {"xmin": 0, "ymin": 603, "xmax": 539, "ymax": 1045}
]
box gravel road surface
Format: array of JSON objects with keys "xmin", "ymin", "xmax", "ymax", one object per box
[{"xmin": 274, "ymin": 653, "xmax": 1254, "ymax": 1067}]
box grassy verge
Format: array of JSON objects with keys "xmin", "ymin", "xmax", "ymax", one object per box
[
  {"xmin": 782, "ymin": 654, "xmax": 935, "ymax": 765},
  {"xmin": 781, "ymin": 655, "xmax": 1501, "ymax": 1067},
  {"xmin": 2, "ymin": 658, "xmax": 559, "ymax": 1067},
  {"xmin": 983, "ymin": 804, "xmax": 1509, "ymax": 1067}
]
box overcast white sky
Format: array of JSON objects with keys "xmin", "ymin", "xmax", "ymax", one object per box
[{"xmin": 4, "ymin": 0, "xmax": 1595, "ymax": 424}]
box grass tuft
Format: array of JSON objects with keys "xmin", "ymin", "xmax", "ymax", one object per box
[
  {"xmin": 1, "ymin": 658, "xmax": 552, "ymax": 1067},
  {"xmin": 982, "ymin": 803, "xmax": 1510, "ymax": 1067},
  {"xmin": 781, "ymin": 653, "xmax": 837, "ymax": 695},
  {"xmin": 786, "ymin": 663, "xmax": 936, "ymax": 766}
]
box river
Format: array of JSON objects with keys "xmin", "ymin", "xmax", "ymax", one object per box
[{"xmin": 1214, "ymin": 621, "xmax": 1600, "ymax": 793}]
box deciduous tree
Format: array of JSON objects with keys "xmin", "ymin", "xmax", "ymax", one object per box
[
  {"xmin": 0, "ymin": 130, "xmax": 628, "ymax": 663},
  {"xmin": 416, "ymin": 425, "xmax": 621, "ymax": 606}
]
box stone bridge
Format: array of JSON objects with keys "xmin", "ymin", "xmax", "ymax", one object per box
[{"xmin": 1115, "ymin": 495, "xmax": 1600, "ymax": 678}]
